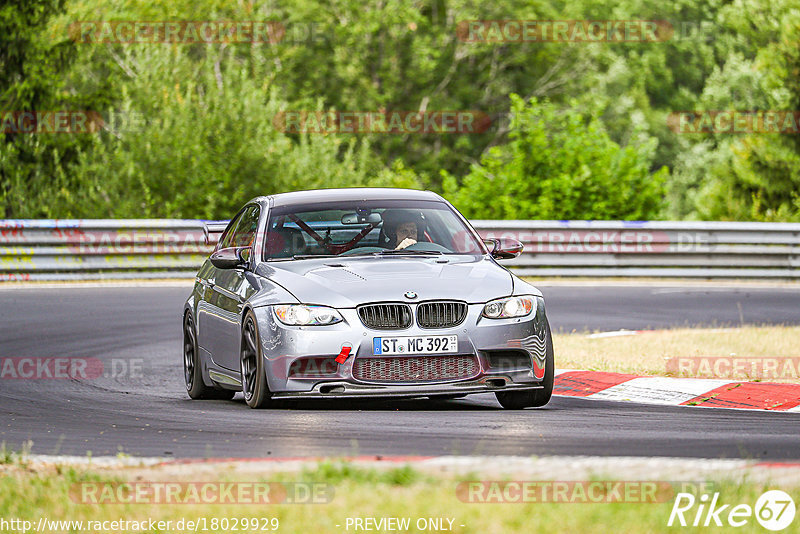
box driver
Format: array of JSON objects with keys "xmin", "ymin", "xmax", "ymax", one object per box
[
  {"xmin": 394, "ymin": 221, "xmax": 418, "ymax": 249},
  {"xmin": 381, "ymin": 210, "xmax": 424, "ymax": 249}
]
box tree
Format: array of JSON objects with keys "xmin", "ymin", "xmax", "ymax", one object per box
[
  {"xmin": 667, "ymin": 0, "xmax": 800, "ymax": 221},
  {"xmin": 0, "ymin": 0, "xmax": 78, "ymax": 217},
  {"xmin": 443, "ymin": 95, "xmax": 667, "ymax": 220}
]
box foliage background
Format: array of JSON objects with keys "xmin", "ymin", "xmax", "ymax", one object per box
[{"xmin": 1, "ymin": 0, "xmax": 798, "ymax": 221}]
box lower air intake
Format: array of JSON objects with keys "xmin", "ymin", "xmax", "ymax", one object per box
[{"xmin": 353, "ymin": 355, "xmax": 479, "ymax": 382}]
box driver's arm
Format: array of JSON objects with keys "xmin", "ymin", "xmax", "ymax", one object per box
[{"xmin": 395, "ymin": 237, "xmax": 417, "ymax": 250}]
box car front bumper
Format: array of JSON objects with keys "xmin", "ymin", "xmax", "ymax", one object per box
[{"xmin": 240, "ymin": 297, "xmax": 549, "ymax": 399}]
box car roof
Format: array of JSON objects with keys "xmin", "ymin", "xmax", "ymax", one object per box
[{"xmin": 249, "ymin": 188, "xmax": 444, "ymax": 208}]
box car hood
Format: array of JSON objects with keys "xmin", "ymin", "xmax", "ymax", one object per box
[{"xmin": 256, "ymin": 255, "xmax": 516, "ymax": 308}]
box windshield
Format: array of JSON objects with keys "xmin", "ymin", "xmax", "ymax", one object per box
[{"xmin": 263, "ymin": 199, "xmax": 486, "ymax": 260}]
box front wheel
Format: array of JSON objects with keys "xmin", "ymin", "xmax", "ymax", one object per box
[
  {"xmin": 240, "ymin": 311, "xmax": 274, "ymax": 408},
  {"xmin": 495, "ymin": 320, "xmax": 554, "ymax": 409},
  {"xmin": 183, "ymin": 313, "xmax": 234, "ymax": 400}
]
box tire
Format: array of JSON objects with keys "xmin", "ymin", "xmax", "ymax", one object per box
[
  {"xmin": 495, "ymin": 320, "xmax": 554, "ymax": 409},
  {"xmin": 240, "ymin": 311, "xmax": 273, "ymax": 409},
  {"xmin": 183, "ymin": 313, "xmax": 235, "ymax": 400}
]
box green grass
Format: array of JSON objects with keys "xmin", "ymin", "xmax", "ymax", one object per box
[
  {"xmin": 1, "ymin": 460, "xmax": 797, "ymax": 533},
  {"xmin": 302, "ymin": 461, "xmax": 429, "ymax": 486},
  {"xmin": 0, "ymin": 440, "xmax": 32, "ymax": 465},
  {"xmin": 0, "ymin": 443, "xmax": 12, "ymax": 465}
]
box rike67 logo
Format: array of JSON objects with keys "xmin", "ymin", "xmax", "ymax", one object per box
[{"xmin": 668, "ymin": 490, "xmax": 795, "ymax": 530}]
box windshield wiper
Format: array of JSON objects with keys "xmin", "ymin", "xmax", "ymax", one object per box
[
  {"xmin": 374, "ymin": 250, "xmax": 443, "ymax": 256},
  {"xmin": 266, "ymin": 254, "xmax": 340, "ymax": 261},
  {"xmin": 269, "ymin": 250, "xmax": 444, "ymax": 260}
]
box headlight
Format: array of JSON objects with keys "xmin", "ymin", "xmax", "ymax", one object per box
[
  {"xmin": 274, "ymin": 305, "xmax": 343, "ymax": 326},
  {"xmin": 482, "ymin": 296, "xmax": 536, "ymax": 319}
]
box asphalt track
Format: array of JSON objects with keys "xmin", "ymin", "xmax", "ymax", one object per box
[{"xmin": 0, "ymin": 284, "xmax": 798, "ymax": 459}]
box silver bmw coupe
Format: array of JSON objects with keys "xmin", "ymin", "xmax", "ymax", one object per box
[{"xmin": 183, "ymin": 188, "xmax": 554, "ymax": 409}]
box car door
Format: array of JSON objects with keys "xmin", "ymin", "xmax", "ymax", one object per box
[
  {"xmin": 204, "ymin": 205, "xmax": 261, "ymax": 371},
  {"xmin": 196, "ymin": 207, "xmax": 245, "ymax": 368}
]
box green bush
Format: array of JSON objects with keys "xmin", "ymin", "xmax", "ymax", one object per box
[
  {"xmin": 443, "ymin": 95, "xmax": 667, "ymax": 220},
  {"xmin": 17, "ymin": 46, "xmax": 423, "ymax": 218}
]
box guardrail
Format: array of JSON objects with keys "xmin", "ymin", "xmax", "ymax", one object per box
[
  {"xmin": 472, "ymin": 220, "xmax": 800, "ymax": 278},
  {"xmin": 1, "ymin": 219, "xmax": 798, "ymax": 281},
  {"xmin": 0, "ymin": 219, "xmax": 211, "ymax": 281}
]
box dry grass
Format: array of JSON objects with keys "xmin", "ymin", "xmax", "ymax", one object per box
[{"xmin": 553, "ymin": 326, "xmax": 800, "ymax": 381}]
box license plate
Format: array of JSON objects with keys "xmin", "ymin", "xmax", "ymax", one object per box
[{"xmin": 373, "ymin": 335, "xmax": 458, "ymax": 355}]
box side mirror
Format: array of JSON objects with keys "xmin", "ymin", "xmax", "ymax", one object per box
[
  {"xmin": 484, "ymin": 237, "xmax": 523, "ymax": 260},
  {"xmin": 210, "ymin": 247, "xmax": 250, "ymax": 269}
]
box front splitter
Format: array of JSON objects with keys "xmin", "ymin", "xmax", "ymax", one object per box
[{"xmin": 271, "ymin": 380, "xmax": 543, "ymax": 399}]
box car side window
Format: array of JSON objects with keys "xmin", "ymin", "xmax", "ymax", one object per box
[
  {"xmin": 230, "ymin": 206, "xmax": 260, "ymax": 248},
  {"xmin": 216, "ymin": 210, "xmax": 245, "ymax": 251}
]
